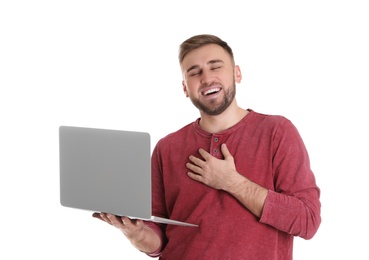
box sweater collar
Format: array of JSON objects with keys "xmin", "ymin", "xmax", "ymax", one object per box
[{"xmin": 192, "ymin": 109, "xmax": 254, "ymax": 137}]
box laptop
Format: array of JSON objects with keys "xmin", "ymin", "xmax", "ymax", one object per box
[{"xmin": 59, "ymin": 125, "xmax": 198, "ymax": 227}]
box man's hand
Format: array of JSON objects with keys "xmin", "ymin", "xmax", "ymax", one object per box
[
  {"xmin": 92, "ymin": 213, "xmax": 161, "ymax": 253},
  {"xmin": 186, "ymin": 143, "xmax": 268, "ymax": 217},
  {"xmin": 93, "ymin": 213, "xmax": 146, "ymax": 240},
  {"xmin": 186, "ymin": 143, "xmax": 241, "ymax": 191}
]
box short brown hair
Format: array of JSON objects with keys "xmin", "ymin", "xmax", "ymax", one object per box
[{"xmin": 179, "ymin": 34, "xmax": 234, "ymax": 64}]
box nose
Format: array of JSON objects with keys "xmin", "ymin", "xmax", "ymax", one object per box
[{"xmin": 200, "ymin": 69, "xmax": 213, "ymax": 86}]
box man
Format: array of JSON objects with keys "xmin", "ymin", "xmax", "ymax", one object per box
[{"xmin": 93, "ymin": 34, "xmax": 321, "ymax": 259}]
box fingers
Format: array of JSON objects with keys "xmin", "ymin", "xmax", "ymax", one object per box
[
  {"xmin": 92, "ymin": 212, "xmax": 103, "ymax": 220},
  {"xmin": 121, "ymin": 217, "xmax": 144, "ymax": 228},
  {"xmin": 93, "ymin": 213, "xmax": 144, "ymax": 231},
  {"xmin": 188, "ymin": 154, "xmax": 205, "ymax": 168},
  {"xmin": 95, "ymin": 213, "xmax": 115, "ymax": 225},
  {"xmin": 121, "ymin": 216, "xmax": 134, "ymax": 226},
  {"xmin": 92, "ymin": 212, "xmax": 112, "ymax": 224},
  {"xmin": 186, "ymin": 144, "xmax": 235, "ymax": 186},
  {"xmin": 93, "ymin": 212, "xmax": 123, "ymax": 226},
  {"xmin": 196, "ymin": 145, "xmax": 232, "ymax": 161},
  {"xmin": 186, "ymin": 161, "xmax": 202, "ymax": 175},
  {"xmin": 198, "ymin": 148, "xmax": 211, "ymax": 160},
  {"xmin": 186, "ymin": 147, "xmax": 219, "ymax": 175},
  {"xmin": 187, "ymin": 171, "xmax": 203, "ymax": 182}
]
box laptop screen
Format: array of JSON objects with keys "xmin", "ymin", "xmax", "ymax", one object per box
[{"xmin": 59, "ymin": 126, "xmax": 152, "ymax": 219}]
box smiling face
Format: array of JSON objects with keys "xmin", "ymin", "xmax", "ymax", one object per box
[{"xmin": 181, "ymin": 44, "xmax": 242, "ymax": 116}]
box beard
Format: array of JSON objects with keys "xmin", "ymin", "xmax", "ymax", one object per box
[{"xmin": 189, "ymin": 81, "xmax": 236, "ymax": 116}]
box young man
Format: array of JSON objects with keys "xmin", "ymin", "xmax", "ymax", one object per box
[{"xmin": 93, "ymin": 34, "xmax": 321, "ymax": 259}]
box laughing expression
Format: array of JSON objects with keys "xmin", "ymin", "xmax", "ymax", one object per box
[{"xmin": 181, "ymin": 44, "xmax": 241, "ymax": 116}]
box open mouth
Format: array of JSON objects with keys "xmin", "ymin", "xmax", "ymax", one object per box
[{"xmin": 202, "ymin": 87, "xmax": 221, "ymax": 96}]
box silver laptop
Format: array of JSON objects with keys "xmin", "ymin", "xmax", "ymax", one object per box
[{"xmin": 59, "ymin": 126, "xmax": 197, "ymax": 227}]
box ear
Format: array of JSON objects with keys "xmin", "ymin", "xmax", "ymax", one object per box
[
  {"xmin": 182, "ymin": 80, "xmax": 189, "ymax": 97},
  {"xmin": 234, "ymin": 65, "xmax": 242, "ymax": 83}
]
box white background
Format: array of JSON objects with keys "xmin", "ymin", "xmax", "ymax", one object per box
[{"xmin": 1, "ymin": 1, "xmax": 368, "ymax": 259}]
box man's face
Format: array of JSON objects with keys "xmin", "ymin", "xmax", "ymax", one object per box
[{"xmin": 181, "ymin": 44, "xmax": 241, "ymax": 116}]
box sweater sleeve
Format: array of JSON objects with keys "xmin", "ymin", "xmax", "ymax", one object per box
[
  {"xmin": 143, "ymin": 221, "xmax": 167, "ymax": 257},
  {"xmin": 259, "ymin": 119, "xmax": 321, "ymax": 239}
]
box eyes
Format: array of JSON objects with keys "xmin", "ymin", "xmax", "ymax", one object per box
[{"xmin": 189, "ymin": 65, "xmax": 222, "ymax": 77}]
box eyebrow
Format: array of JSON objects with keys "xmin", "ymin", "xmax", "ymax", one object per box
[{"xmin": 186, "ymin": 59, "xmax": 224, "ymax": 73}]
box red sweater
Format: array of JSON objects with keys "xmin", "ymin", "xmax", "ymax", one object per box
[{"xmin": 147, "ymin": 110, "xmax": 321, "ymax": 260}]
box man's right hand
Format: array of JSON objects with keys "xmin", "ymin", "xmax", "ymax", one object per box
[
  {"xmin": 92, "ymin": 212, "xmax": 161, "ymax": 254},
  {"xmin": 93, "ymin": 213, "xmax": 145, "ymax": 240}
]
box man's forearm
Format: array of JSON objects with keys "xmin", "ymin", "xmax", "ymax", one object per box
[{"xmin": 225, "ymin": 173, "xmax": 268, "ymax": 218}]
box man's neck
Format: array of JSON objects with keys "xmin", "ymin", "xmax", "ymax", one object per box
[{"xmin": 198, "ymin": 105, "xmax": 249, "ymax": 134}]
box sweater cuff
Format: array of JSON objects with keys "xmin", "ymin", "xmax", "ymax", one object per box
[{"xmin": 259, "ymin": 190, "xmax": 275, "ymax": 225}]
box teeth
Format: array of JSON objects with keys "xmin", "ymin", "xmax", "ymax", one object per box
[{"xmin": 204, "ymin": 88, "xmax": 220, "ymax": 95}]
